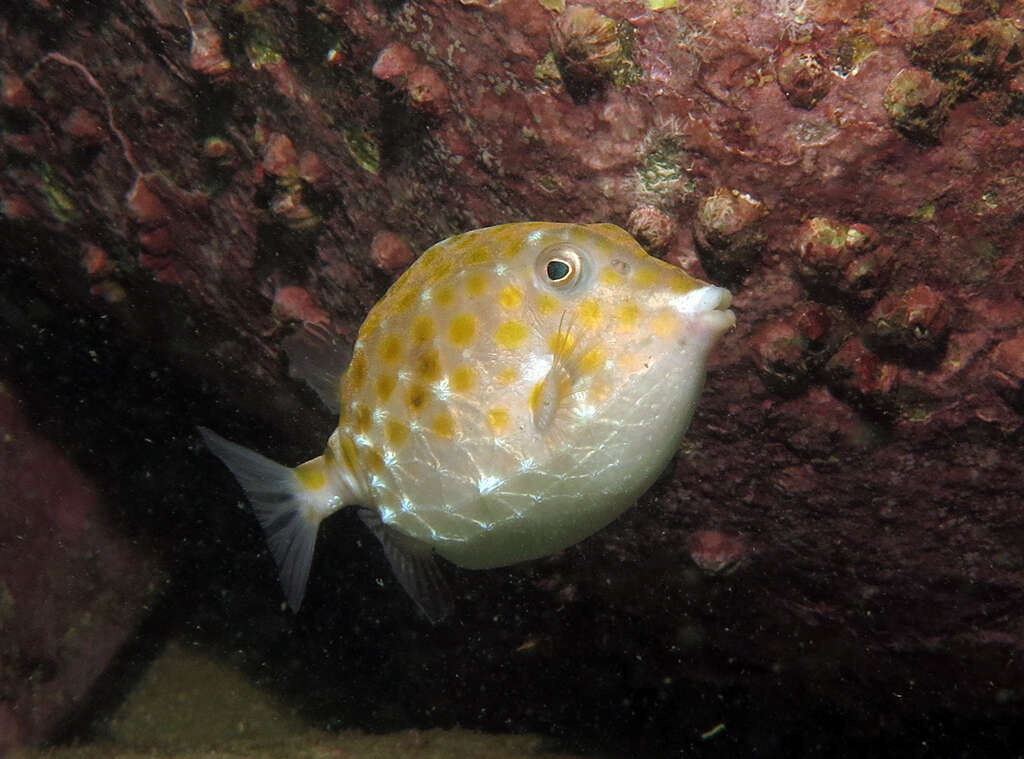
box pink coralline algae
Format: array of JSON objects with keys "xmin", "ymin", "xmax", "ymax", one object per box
[
  {"xmin": 406, "ymin": 65, "xmax": 450, "ymax": 115},
  {"xmin": 262, "ymin": 133, "xmax": 300, "ymax": 179},
  {"xmin": 370, "ymin": 230, "xmax": 415, "ymax": 271},
  {"xmin": 272, "ymin": 286, "xmax": 330, "ymax": 332},
  {"xmin": 372, "ymin": 43, "xmax": 418, "ymax": 83},
  {"xmin": 1, "ymin": 74, "xmax": 34, "ymax": 108},
  {"xmin": 687, "ymin": 530, "xmax": 747, "ymax": 574},
  {"xmin": 372, "ymin": 43, "xmax": 449, "ymax": 115},
  {"xmin": 124, "ymin": 177, "xmax": 169, "ymax": 227},
  {"xmin": 60, "ymin": 106, "xmax": 105, "ymax": 143},
  {"xmin": 81, "ymin": 244, "xmax": 111, "ymax": 277}
]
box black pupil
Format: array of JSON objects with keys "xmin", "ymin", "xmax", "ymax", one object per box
[{"xmin": 546, "ymin": 259, "xmax": 571, "ymax": 281}]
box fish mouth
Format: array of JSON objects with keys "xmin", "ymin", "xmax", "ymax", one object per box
[{"xmin": 683, "ymin": 285, "xmax": 736, "ymax": 331}]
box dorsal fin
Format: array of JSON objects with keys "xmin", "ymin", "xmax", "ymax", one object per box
[{"xmin": 281, "ymin": 329, "xmax": 351, "ymax": 414}]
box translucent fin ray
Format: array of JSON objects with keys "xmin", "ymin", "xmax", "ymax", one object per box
[
  {"xmin": 358, "ymin": 508, "xmax": 453, "ymax": 623},
  {"xmin": 199, "ymin": 427, "xmax": 319, "ymax": 612}
]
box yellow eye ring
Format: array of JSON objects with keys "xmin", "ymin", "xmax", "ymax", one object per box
[{"xmin": 536, "ymin": 245, "xmax": 583, "ymax": 290}]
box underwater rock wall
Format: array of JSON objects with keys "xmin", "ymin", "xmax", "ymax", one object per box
[
  {"xmin": 0, "ymin": 385, "xmax": 161, "ymax": 753},
  {"xmin": 1, "ymin": 0, "xmax": 1023, "ymax": 749}
]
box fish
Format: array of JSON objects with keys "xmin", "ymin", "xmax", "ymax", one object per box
[{"xmin": 200, "ymin": 221, "xmax": 734, "ymax": 621}]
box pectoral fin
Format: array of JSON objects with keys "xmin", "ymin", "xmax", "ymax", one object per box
[{"xmin": 358, "ymin": 509, "xmax": 453, "ymax": 623}]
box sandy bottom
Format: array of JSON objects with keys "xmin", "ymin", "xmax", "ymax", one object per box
[{"xmin": 22, "ymin": 639, "xmax": 593, "ymax": 759}]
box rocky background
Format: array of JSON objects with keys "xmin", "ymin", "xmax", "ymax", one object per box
[{"xmin": 1, "ymin": 0, "xmax": 1023, "ymax": 755}]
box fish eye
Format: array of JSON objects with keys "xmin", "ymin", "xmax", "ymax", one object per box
[{"xmin": 537, "ymin": 245, "xmax": 583, "ymax": 290}]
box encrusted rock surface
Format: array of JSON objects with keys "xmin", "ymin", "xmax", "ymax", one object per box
[
  {"xmin": 0, "ymin": 384, "xmax": 162, "ymax": 754},
  {"xmin": 1, "ymin": 0, "xmax": 1023, "ymax": 753}
]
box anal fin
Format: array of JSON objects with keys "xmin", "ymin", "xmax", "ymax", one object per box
[{"xmin": 358, "ymin": 509, "xmax": 453, "ymax": 623}]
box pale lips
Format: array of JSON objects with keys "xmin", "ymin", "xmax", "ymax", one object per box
[{"xmin": 685, "ymin": 285, "xmax": 736, "ymax": 332}]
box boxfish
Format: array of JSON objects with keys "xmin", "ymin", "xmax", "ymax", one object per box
[{"xmin": 201, "ymin": 222, "xmax": 734, "ymax": 621}]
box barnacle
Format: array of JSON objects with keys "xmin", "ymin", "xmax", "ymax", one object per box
[
  {"xmin": 866, "ymin": 285, "xmax": 952, "ymax": 362},
  {"xmin": 793, "ymin": 217, "xmax": 891, "ymax": 307},
  {"xmin": 551, "ymin": 7, "xmax": 637, "ymax": 102},
  {"xmin": 883, "ymin": 67, "xmax": 951, "ymax": 143},
  {"xmin": 775, "ymin": 44, "xmax": 832, "ymax": 109},
  {"xmin": 693, "ymin": 188, "xmax": 767, "ymax": 282}
]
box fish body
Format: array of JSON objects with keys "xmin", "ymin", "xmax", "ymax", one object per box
[{"xmin": 201, "ymin": 222, "xmax": 734, "ymax": 620}]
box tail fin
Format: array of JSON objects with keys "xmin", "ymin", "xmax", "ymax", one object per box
[{"xmin": 198, "ymin": 427, "xmax": 335, "ymax": 612}]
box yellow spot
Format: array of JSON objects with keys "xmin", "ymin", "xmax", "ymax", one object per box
[
  {"xmin": 434, "ymin": 285, "xmax": 456, "ymax": 307},
  {"xmin": 548, "ymin": 330, "xmax": 576, "ymax": 358},
  {"xmin": 497, "ymin": 367, "xmax": 518, "ymax": 385},
  {"xmin": 528, "ymin": 381, "xmax": 543, "ymax": 414},
  {"xmin": 392, "ymin": 287, "xmax": 418, "ymax": 314},
  {"xmin": 379, "ymin": 334, "xmax": 402, "ymax": 364},
  {"xmin": 364, "ymin": 448, "xmax": 385, "ymax": 474},
  {"xmin": 339, "ymin": 436, "xmax": 359, "ymax": 472},
  {"xmin": 669, "ymin": 272, "xmax": 699, "ymax": 294},
  {"xmin": 465, "ymin": 271, "xmax": 488, "ymax": 297},
  {"xmin": 497, "ymin": 234, "xmax": 528, "ymax": 259},
  {"xmin": 386, "ymin": 419, "xmax": 409, "ymax": 448},
  {"xmin": 487, "ymin": 408, "xmax": 510, "ymax": 435},
  {"xmin": 375, "ymin": 374, "xmax": 397, "ymax": 403},
  {"xmin": 579, "ymin": 346, "xmax": 605, "ymax": 374},
  {"xmin": 465, "ymin": 246, "xmax": 492, "ymax": 265},
  {"xmin": 412, "ymin": 315, "xmax": 435, "ymax": 343},
  {"xmin": 451, "ymin": 364, "xmax": 477, "ymax": 393},
  {"xmin": 576, "ymin": 298, "xmax": 602, "ymax": 329},
  {"xmin": 353, "ymin": 403, "xmax": 372, "ymax": 433},
  {"xmin": 425, "ymin": 257, "xmax": 454, "ymax": 284},
  {"xmin": 599, "ymin": 268, "xmax": 623, "ymax": 286},
  {"xmin": 651, "ymin": 313, "xmax": 677, "ymax": 337},
  {"xmin": 632, "ymin": 267, "xmax": 659, "ymax": 288},
  {"xmin": 498, "ymin": 284, "xmax": 523, "ymax": 310},
  {"xmin": 449, "ymin": 313, "xmax": 477, "ymax": 346},
  {"xmin": 413, "ymin": 349, "xmax": 443, "ymax": 382},
  {"xmin": 614, "ymin": 302, "xmax": 639, "ymax": 332},
  {"xmin": 406, "ymin": 384, "xmax": 429, "ymax": 414},
  {"xmin": 431, "ymin": 411, "xmax": 456, "ymax": 439},
  {"xmin": 295, "ymin": 459, "xmax": 326, "ymax": 490},
  {"xmin": 345, "ymin": 350, "xmax": 368, "ymax": 392},
  {"xmin": 495, "ymin": 319, "xmax": 529, "ymax": 349},
  {"xmin": 536, "ymin": 293, "xmax": 559, "ymax": 316}
]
